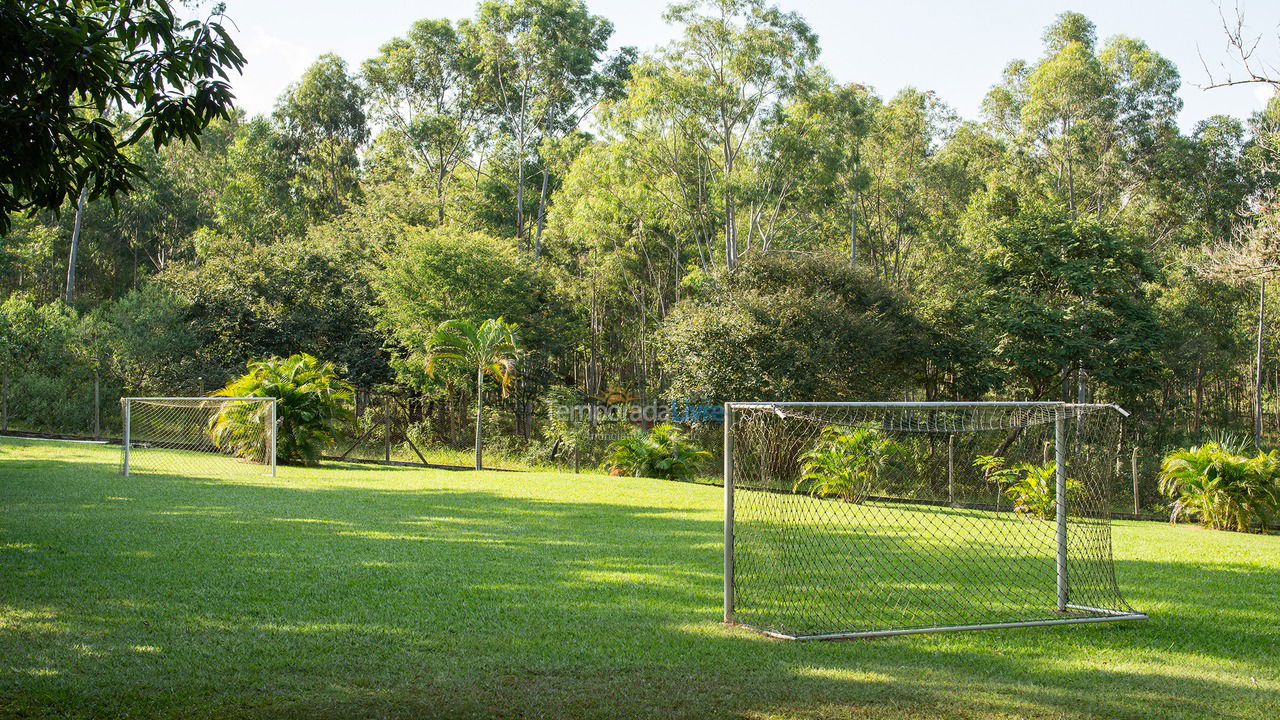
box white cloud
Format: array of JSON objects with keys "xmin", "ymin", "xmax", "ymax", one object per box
[
  {"xmin": 229, "ymin": 24, "xmax": 316, "ymax": 118},
  {"xmin": 1254, "ymin": 83, "xmax": 1277, "ymax": 109}
]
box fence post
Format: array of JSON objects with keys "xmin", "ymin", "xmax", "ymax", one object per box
[
  {"xmin": 1055, "ymin": 414, "xmax": 1068, "ymax": 612},
  {"xmin": 1132, "ymin": 446, "xmax": 1140, "ymax": 516},
  {"xmin": 384, "ymin": 397, "xmax": 391, "ymax": 462},
  {"xmin": 723, "ymin": 403, "xmax": 735, "ymax": 625},
  {"xmin": 947, "ymin": 434, "xmax": 955, "ymax": 505}
]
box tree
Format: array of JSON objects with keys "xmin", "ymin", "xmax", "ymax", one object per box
[
  {"xmin": 656, "ymin": 252, "xmax": 924, "ymax": 402},
  {"xmin": 425, "ymin": 318, "xmax": 521, "ymax": 470},
  {"xmin": 1020, "ymin": 12, "xmax": 1111, "ymax": 221},
  {"xmin": 274, "ymin": 54, "xmax": 368, "ymax": 220},
  {"xmin": 363, "ymin": 19, "xmax": 481, "ymax": 227},
  {"xmin": 216, "ymin": 117, "xmax": 305, "ymax": 241},
  {"xmin": 104, "ymin": 282, "xmax": 197, "ymax": 394},
  {"xmin": 975, "ymin": 208, "xmax": 1161, "ymax": 402},
  {"xmin": 0, "ymin": 0, "xmax": 246, "ymax": 233},
  {"xmin": 0, "ymin": 295, "xmax": 45, "ymax": 430},
  {"xmin": 70, "ymin": 308, "xmax": 112, "ymax": 437},
  {"xmin": 464, "ymin": 0, "xmax": 624, "ymax": 253},
  {"xmin": 624, "ymin": 0, "xmax": 818, "ymax": 269},
  {"xmin": 1200, "ymin": 208, "xmax": 1280, "ymax": 448}
]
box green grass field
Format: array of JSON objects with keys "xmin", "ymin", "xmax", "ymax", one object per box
[{"xmin": 1, "ymin": 436, "xmax": 1278, "ymax": 719}]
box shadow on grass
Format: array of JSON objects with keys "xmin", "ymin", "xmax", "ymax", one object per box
[{"xmin": 1, "ymin": 444, "xmax": 1277, "ymax": 720}]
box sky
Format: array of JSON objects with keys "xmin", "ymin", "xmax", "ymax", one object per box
[{"xmin": 218, "ymin": 0, "xmax": 1280, "ymax": 132}]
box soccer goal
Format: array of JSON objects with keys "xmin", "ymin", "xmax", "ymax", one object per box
[
  {"xmin": 722, "ymin": 401, "xmax": 1145, "ymax": 640},
  {"xmin": 121, "ymin": 397, "xmax": 277, "ymax": 478}
]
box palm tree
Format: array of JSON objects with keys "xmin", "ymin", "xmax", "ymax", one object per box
[
  {"xmin": 425, "ymin": 318, "xmax": 520, "ymax": 470},
  {"xmin": 796, "ymin": 424, "xmax": 903, "ymax": 504}
]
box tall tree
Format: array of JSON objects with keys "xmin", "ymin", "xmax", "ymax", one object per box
[
  {"xmin": 465, "ymin": 0, "xmax": 621, "ymax": 254},
  {"xmin": 645, "ymin": 0, "xmax": 818, "ymax": 269},
  {"xmin": 1020, "ymin": 12, "xmax": 1111, "ymax": 221},
  {"xmin": 363, "ymin": 19, "xmax": 480, "ymax": 226},
  {"xmin": 274, "ymin": 54, "xmax": 369, "ymax": 220}
]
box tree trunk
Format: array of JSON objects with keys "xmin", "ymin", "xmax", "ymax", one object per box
[
  {"xmin": 2, "ymin": 370, "xmax": 7, "ymax": 431},
  {"xmin": 474, "ymin": 366, "xmax": 485, "ymax": 471},
  {"xmin": 849, "ymin": 192, "xmax": 858, "ymax": 268},
  {"xmin": 437, "ymin": 168, "xmax": 447, "ymax": 226},
  {"xmin": 1064, "ymin": 118, "xmax": 1076, "ymax": 222},
  {"xmin": 1255, "ymin": 278, "xmax": 1266, "ymax": 448},
  {"xmin": 514, "ymin": 80, "xmax": 529, "ymax": 247},
  {"xmin": 66, "ymin": 185, "xmax": 88, "ymax": 304},
  {"xmin": 1193, "ymin": 363, "xmax": 1204, "ymax": 435},
  {"xmin": 534, "ymin": 163, "xmax": 550, "ymax": 258}
]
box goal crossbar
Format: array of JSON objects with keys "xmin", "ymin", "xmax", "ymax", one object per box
[{"xmin": 723, "ymin": 400, "xmax": 1144, "ymax": 640}]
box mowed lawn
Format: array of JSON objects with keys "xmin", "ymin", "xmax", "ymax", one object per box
[{"xmin": 1, "ymin": 437, "xmax": 1278, "ymax": 720}]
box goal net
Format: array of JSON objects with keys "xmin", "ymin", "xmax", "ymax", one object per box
[
  {"xmin": 121, "ymin": 397, "xmax": 276, "ymax": 478},
  {"xmin": 723, "ymin": 401, "xmax": 1144, "ymax": 640}
]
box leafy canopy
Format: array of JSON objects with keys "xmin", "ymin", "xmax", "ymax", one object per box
[{"xmin": 0, "ymin": 0, "xmax": 246, "ymax": 232}]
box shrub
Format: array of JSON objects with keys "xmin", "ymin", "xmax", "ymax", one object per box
[
  {"xmin": 1003, "ymin": 462, "xmax": 1081, "ymax": 520},
  {"xmin": 605, "ymin": 423, "xmax": 710, "ymax": 481},
  {"xmin": 795, "ymin": 424, "xmax": 904, "ymax": 504},
  {"xmin": 212, "ymin": 354, "xmax": 354, "ymax": 465},
  {"xmin": 1159, "ymin": 443, "xmax": 1280, "ymax": 532}
]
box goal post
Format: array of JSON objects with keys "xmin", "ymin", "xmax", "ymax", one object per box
[
  {"xmin": 723, "ymin": 401, "xmax": 1145, "ymax": 640},
  {"xmin": 121, "ymin": 397, "xmax": 277, "ymax": 478}
]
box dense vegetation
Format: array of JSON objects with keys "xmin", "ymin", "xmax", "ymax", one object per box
[{"xmin": 3, "ymin": 1, "xmax": 1280, "ymax": 498}]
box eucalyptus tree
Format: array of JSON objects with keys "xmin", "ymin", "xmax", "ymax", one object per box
[
  {"xmin": 628, "ymin": 0, "xmax": 819, "ymax": 269},
  {"xmin": 463, "ymin": 0, "xmax": 622, "ymax": 254},
  {"xmin": 746, "ymin": 77, "xmax": 870, "ymax": 260},
  {"xmin": 363, "ymin": 19, "xmax": 481, "ymax": 226},
  {"xmin": 856, "ymin": 88, "xmax": 959, "ymax": 288},
  {"xmin": 274, "ymin": 54, "xmax": 369, "ymax": 220},
  {"xmin": 1019, "ymin": 13, "xmax": 1112, "ymax": 221}
]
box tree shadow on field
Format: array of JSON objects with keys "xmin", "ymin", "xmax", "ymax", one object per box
[{"xmin": 0, "ymin": 445, "xmax": 1278, "ymax": 720}]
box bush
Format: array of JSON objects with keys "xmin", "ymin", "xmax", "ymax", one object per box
[
  {"xmin": 795, "ymin": 424, "xmax": 904, "ymax": 504},
  {"xmin": 605, "ymin": 424, "xmax": 709, "ymax": 481},
  {"xmin": 1159, "ymin": 443, "xmax": 1280, "ymax": 532},
  {"xmin": 212, "ymin": 353, "xmax": 354, "ymax": 465},
  {"xmin": 656, "ymin": 253, "xmax": 924, "ymax": 403},
  {"xmin": 1003, "ymin": 462, "xmax": 1081, "ymax": 520}
]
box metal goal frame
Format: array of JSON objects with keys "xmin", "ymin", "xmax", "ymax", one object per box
[
  {"xmin": 722, "ymin": 400, "xmax": 1147, "ymax": 640},
  {"xmin": 122, "ymin": 397, "xmax": 277, "ymax": 477}
]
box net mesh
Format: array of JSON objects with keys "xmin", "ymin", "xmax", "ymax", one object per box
[
  {"xmin": 122, "ymin": 398, "xmax": 275, "ymax": 478},
  {"xmin": 728, "ymin": 402, "xmax": 1139, "ymax": 639}
]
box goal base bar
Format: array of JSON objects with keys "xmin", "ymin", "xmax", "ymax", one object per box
[{"xmin": 730, "ymin": 608, "xmax": 1147, "ymax": 641}]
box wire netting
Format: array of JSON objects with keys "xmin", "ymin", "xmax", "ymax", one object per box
[
  {"xmin": 121, "ymin": 398, "xmax": 275, "ymax": 478},
  {"xmin": 728, "ymin": 402, "xmax": 1140, "ymax": 639}
]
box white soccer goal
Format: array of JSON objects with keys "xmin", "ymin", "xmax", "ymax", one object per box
[
  {"xmin": 723, "ymin": 401, "xmax": 1146, "ymax": 640},
  {"xmin": 121, "ymin": 397, "xmax": 277, "ymax": 478}
]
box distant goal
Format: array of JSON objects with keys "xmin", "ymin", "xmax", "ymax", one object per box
[
  {"xmin": 121, "ymin": 397, "xmax": 277, "ymax": 478},
  {"xmin": 722, "ymin": 401, "xmax": 1145, "ymax": 640}
]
